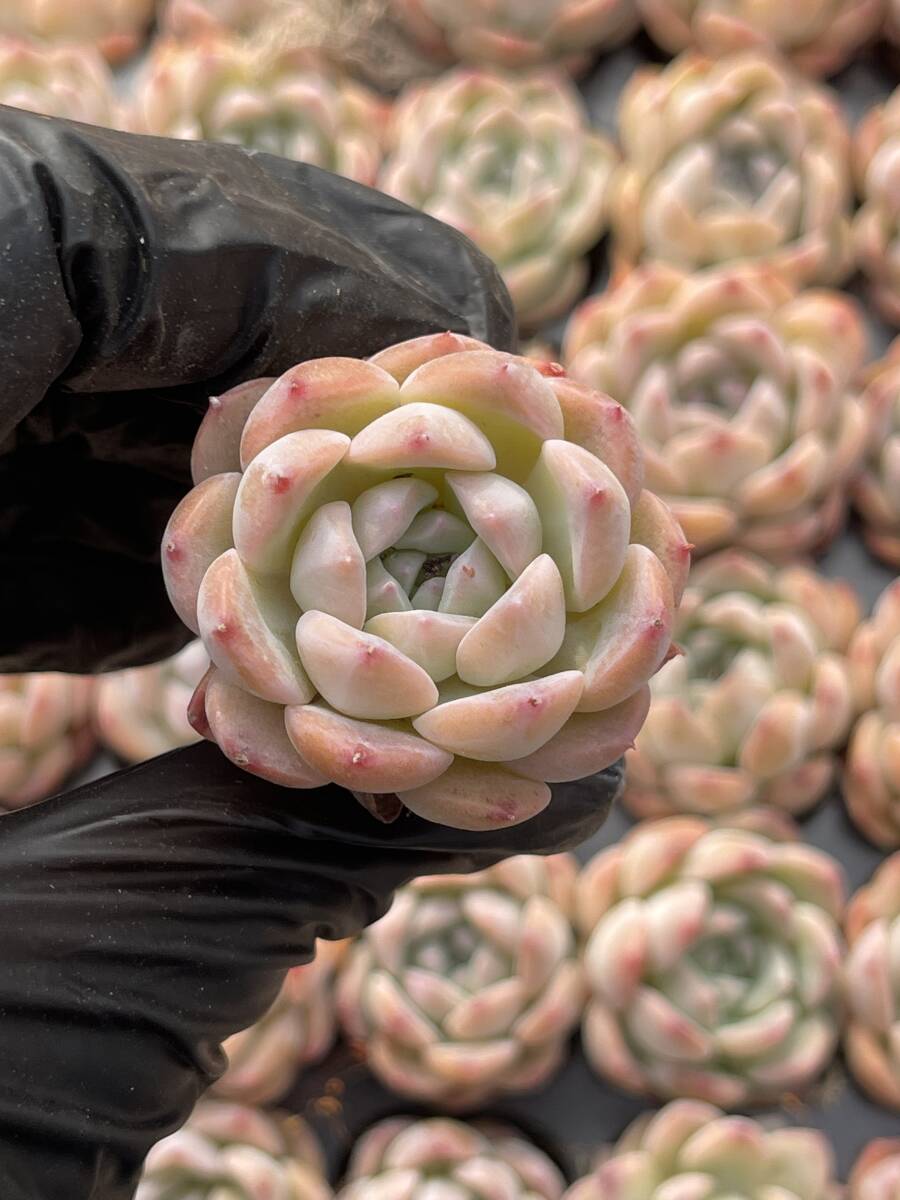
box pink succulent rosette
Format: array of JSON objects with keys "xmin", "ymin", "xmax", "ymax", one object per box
[
  {"xmin": 637, "ymin": 0, "xmax": 883, "ymax": 77},
  {"xmin": 564, "ymin": 1100, "xmax": 840, "ymax": 1200},
  {"xmin": 576, "ymin": 816, "xmax": 846, "ymax": 1107},
  {"xmin": 161, "ymin": 0, "xmax": 281, "ymax": 39},
  {"xmin": 338, "ymin": 1117, "xmax": 565, "ymax": 1200},
  {"xmin": 380, "ymin": 69, "xmax": 617, "ymax": 330},
  {"xmin": 610, "ymin": 53, "xmax": 853, "ymax": 286},
  {"xmin": 337, "ymin": 855, "xmax": 582, "ymax": 1107},
  {"xmin": 214, "ymin": 939, "xmax": 346, "ymax": 1105},
  {"xmin": 0, "ymin": 674, "xmax": 95, "ymax": 811},
  {"xmin": 0, "ymin": 0, "xmax": 153, "ymax": 60},
  {"xmin": 0, "ymin": 37, "xmax": 121, "ymax": 126},
  {"xmin": 130, "ymin": 34, "xmax": 387, "ymax": 187},
  {"xmin": 844, "ymin": 854, "xmax": 900, "ymax": 1110},
  {"xmin": 136, "ymin": 1100, "xmax": 331, "ymax": 1200},
  {"xmin": 846, "ymin": 581, "xmax": 900, "ymax": 848},
  {"xmin": 626, "ymin": 552, "xmax": 859, "ymax": 821},
  {"xmin": 854, "ymin": 341, "xmax": 900, "ymax": 567},
  {"xmin": 391, "ymin": 0, "xmax": 637, "ymax": 70},
  {"xmin": 855, "ymin": 88, "xmax": 900, "ymax": 326},
  {"xmin": 161, "ymin": 333, "xmax": 686, "ymax": 832},
  {"xmin": 92, "ymin": 640, "xmax": 208, "ymax": 764},
  {"xmin": 850, "ymin": 1141, "xmax": 900, "ymax": 1200},
  {"xmin": 563, "ymin": 264, "xmax": 867, "ymax": 560}
]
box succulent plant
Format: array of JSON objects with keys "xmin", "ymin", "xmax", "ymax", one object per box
[
  {"xmin": 0, "ymin": 37, "xmax": 121, "ymax": 126},
  {"xmin": 136, "ymin": 1100, "xmax": 332, "ymax": 1200},
  {"xmin": 610, "ymin": 52, "xmax": 853, "ymax": 286},
  {"xmin": 576, "ymin": 815, "xmax": 846, "ymax": 1106},
  {"xmin": 337, "ymin": 854, "xmax": 582, "ymax": 1107},
  {"xmin": 0, "ymin": 0, "xmax": 153, "ymax": 60},
  {"xmin": 636, "ymin": 0, "xmax": 884, "ymax": 77},
  {"xmin": 391, "ymin": 0, "xmax": 638, "ymax": 70},
  {"xmin": 0, "ymin": 674, "xmax": 95, "ymax": 812},
  {"xmin": 131, "ymin": 34, "xmax": 386, "ymax": 187},
  {"xmin": 563, "ymin": 264, "xmax": 868, "ymax": 560},
  {"xmin": 92, "ymin": 640, "xmax": 208, "ymax": 764},
  {"xmin": 564, "ymin": 1099, "xmax": 841, "ymax": 1200},
  {"xmin": 854, "ymin": 341, "xmax": 900, "ymax": 567},
  {"xmin": 162, "ymin": 332, "xmax": 685, "ymax": 831},
  {"xmin": 214, "ymin": 939, "xmax": 346, "ymax": 1105},
  {"xmin": 854, "ymin": 87, "xmax": 900, "ymax": 326},
  {"xmin": 625, "ymin": 552, "xmax": 859, "ymax": 821},
  {"xmin": 846, "ymin": 581, "xmax": 900, "ymax": 848},
  {"xmin": 850, "ymin": 1141, "xmax": 900, "ymax": 1200},
  {"xmin": 844, "ymin": 854, "xmax": 900, "ymax": 1110},
  {"xmin": 338, "ymin": 1117, "xmax": 565, "ymax": 1200},
  {"xmin": 161, "ymin": 0, "xmax": 282, "ymax": 39},
  {"xmin": 380, "ymin": 69, "xmax": 617, "ymax": 330}
]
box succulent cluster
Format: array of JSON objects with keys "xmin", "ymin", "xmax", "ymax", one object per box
[
  {"xmin": 610, "ymin": 53, "xmax": 853, "ymax": 285},
  {"xmin": 163, "ymin": 332, "xmax": 685, "ymax": 831},
  {"xmin": 0, "ymin": 0, "xmax": 153, "ymax": 60},
  {"xmin": 338, "ymin": 1117, "xmax": 565, "ymax": 1200},
  {"xmin": 380, "ymin": 69, "xmax": 617, "ymax": 329},
  {"xmin": 855, "ymin": 87, "xmax": 900, "ymax": 326},
  {"xmin": 337, "ymin": 855, "xmax": 582, "ymax": 1107},
  {"xmin": 564, "ymin": 264, "xmax": 868, "ymax": 559},
  {"xmin": 850, "ymin": 1140, "xmax": 900, "ymax": 1200},
  {"xmin": 0, "ymin": 36, "xmax": 120, "ymax": 125},
  {"xmin": 576, "ymin": 816, "xmax": 846, "ymax": 1106},
  {"xmin": 0, "ymin": 674, "xmax": 95, "ymax": 811},
  {"xmin": 855, "ymin": 341, "xmax": 900, "ymax": 567},
  {"xmin": 160, "ymin": 0, "xmax": 281, "ymax": 39}
]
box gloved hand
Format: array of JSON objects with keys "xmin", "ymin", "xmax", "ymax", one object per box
[{"xmin": 0, "ymin": 108, "xmax": 620, "ymax": 1200}]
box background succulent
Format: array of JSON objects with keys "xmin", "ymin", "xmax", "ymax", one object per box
[
  {"xmin": 847, "ymin": 581, "xmax": 900, "ymax": 848},
  {"xmin": 380, "ymin": 69, "xmax": 617, "ymax": 329},
  {"xmin": 0, "ymin": 674, "xmax": 95, "ymax": 812},
  {"xmin": 337, "ymin": 1117, "xmax": 565, "ymax": 1200},
  {"xmin": 854, "ymin": 86, "xmax": 900, "ymax": 326},
  {"xmin": 576, "ymin": 816, "xmax": 846, "ymax": 1106},
  {"xmin": 0, "ymin": 0, "xmax": 153, "ymax": 60},
  {"xmin": 161, "ymin": 0, "xmax": 282, "ymax": 38},
  {"xmin": 162, "ymin": 332, "xmax": 686, "ymax": 831},
  {"xmin": 854, "ymin": 340, "xmax": 900, "ymax": 567},
  {"xmin": 136, "ymin": 1100, "xmax": 332, "ymax": 1200},
  {"xmin": 610, "ymin": 52, "xmax": 853, "ymax": 284},
  {"xmin": 844, "ymin": 854, "xmax": 900, "ymax": 1110},
  {"xmin": 563, "ymin": 264, "xmax": 868, "ymax": 559},
  {"xmin": 849, "ymin": 1140, "xmax": 900, "ymax": 1200},
  {"xmin": 0, "ymin": 37, "xmax": 121, "ymax": 126},
  {"xmin": 564, "ymin": 1099, "xmax": 841, "ymax": 1200},
  {"xmin": 337, "ymin": 855, "xmax": 582, "ymax": 1107}
]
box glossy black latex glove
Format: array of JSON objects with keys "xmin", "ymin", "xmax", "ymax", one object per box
[{"xmin": 0, "ymin": 111, "xmax": 620, "ymax": 1199}]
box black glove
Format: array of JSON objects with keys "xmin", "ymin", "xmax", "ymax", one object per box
[{"xmin": 0, "ymin": 110, "xmax": 619, "ymax": 1199}]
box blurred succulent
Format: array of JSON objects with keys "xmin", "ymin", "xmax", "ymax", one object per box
[
  {"xmin": 337, "ymin": 855, "xmax": 582, "ymax": 1107},
  {"xmin": 391, "ymin": 0, "xmax": 638, "ymax": 70},
  {"xmin": 136, "ymin": 1100, "xmax": 331, "ymax": 1200},
  {"xmin": 131, "ymin": 34, "xmax": 386, "ymax": 186},
  {"xmin": 163, "ymin": 332, "xmax": 685, "ymax": 831},
  {"xmin": 338, "ymin": 1117, "xmax": 565, "ymax": 1200},
  {"xmin": 610, "ymin": 52, "xmax": 853, "ymax": 285},
  {"xmin": 214, "ymin": 939, "xmax": 346, "ymax": 1105},
  {"xmin": 854, "ymin": 86, "xmax": 900, "ymax": 325},
  {"xmin": 844, "ymin": 854, "xmax": 900, "ymax": 1110},
  {"xmin": 0, "ymin": 37, "xmax": 120, "ymax": 126},
  {"xmin": 564, "ymin": 1099, "xmax": 841, "ymax": 1200},
  {"xmin": 0, "ymin": 0, "xmax": 153, "ymax": 60},
  {"xmin": 380, "ymin": 69, "xmax": 616, "ymax": 329},
  {"xmin": 576, "ymin": 815, "xmax": 846, "ymax": 1106},
  {"xmin": 626, "ymin": 552, "xmax": 859, "ymax": 821},
  {"xmin": 846, "ymin": 581, "xmax": 900, "ymax": 848},
  {"xmin": 161, "ymin": 0, "xmax": 282, "ymax": 38},
  {"xmin": 0, "ymin": 674, "xmax": 95, "ymax": 812},
  {"xmin": 850, "ymin": 1141, "xmax": 900, "ymax": 1200},
  {"xmin": 564, "ymin": 264, "xmax": 867, "ymax": 559},
  {"xmin": 92, "ymin": 640, "xmax": 208, "ymax": 764},
  {"xmin": 636, "ymin": 0, "xmax": 884, "ymax": 77},
  {"xmin": 854, "ymin": 340, "xmax": 900, "ymax": 567}
]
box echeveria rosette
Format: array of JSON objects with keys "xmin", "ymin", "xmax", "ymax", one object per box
[
  {"xmin": 854, "ymin": 341, "xmax": 900, "ymax": 567},
  {"xmin": 214, "ymin": 939, "xmax": 347, "ymax": 1106},
  {"xmin": 576, "ymin": 816, "xmax": 846, "ymax": 1107},
  {"xmin": 854, "ymin": 88, "xmax": 900, "ymax": 326},
  {"xmin": 337, "ymin": 854, "xmax": 582, "ymax": 1107},
  {"xmin": 564, "ymin": 1100, "xmax": 841, "ymax": 1200},
  {"xmin": 850, "ymin": 1141, "xmax": 900, "ymax": 1200},
  {"xmin": 0, "ymin": 37, "xmax": 121, "ymax": 126},
  {"xmin": 92, "ymin": 640, "xmax": 208, "ymax": 764},
  {"xmin": 338, "ymin": 1117, "xmax": 565, "ymax": 1200},
  {"xmin": 636, "ymin": 0, "xmax": 884, "ymax": 77},
  {"xmin": 136, "ymin": 1101, "xmax": 332, "ymax": 1200},
  {"xmin": 610, "ymin": 53, "xmax": 853, "ymax": 286},
  {"xmin": 131, "ymin": 35, "xmax": 386, "ymax": 187},
  {"xmin": 0, "ymin": 674, "xmax": 95, "ymax": 812},
  {"xmin": 380, "ymin": 69, "xmax": 617, "ymax": 330},
  {"xmin": 563, "ymin": 264, "xmax": 868, "ymax": 560},
  {"xmin": 847, "ymin": 581, "xmax": 900, "ymax": 849},
  {"xmin": 0, "ymin": 0, "xmax": 153, "ymax": 60},
  {"xmin": 626, "ymin": 552, "xmax": 859, "ymax": 821},
  {"xmin": 162, "ymin": 333, "xmax": 686, "ymax": 832},
  {"xmin": 844, "ymin": 855, "xmax": 900, "ymax": 1110}
]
